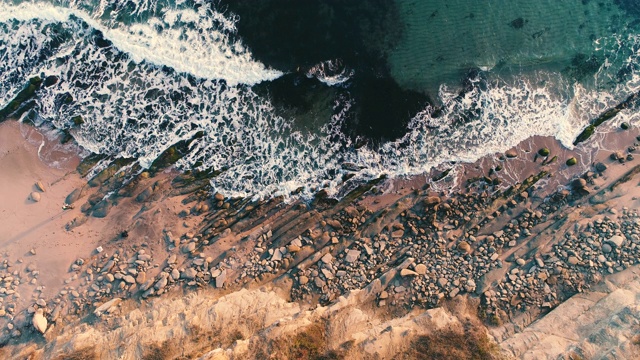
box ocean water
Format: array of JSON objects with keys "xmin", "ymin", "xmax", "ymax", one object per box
[{"xmin": 1, "ymin": 0, "xmax": 640, "ymax": 200}]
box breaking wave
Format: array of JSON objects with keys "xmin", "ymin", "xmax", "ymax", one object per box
[{"xmin": 1, "ymin": 1, "xmax": 640, "ymax": 200}]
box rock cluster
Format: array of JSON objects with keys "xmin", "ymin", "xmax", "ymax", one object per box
[{"xmin": 483, "ymin": 208, "xmax": 640, "ymax": 322}]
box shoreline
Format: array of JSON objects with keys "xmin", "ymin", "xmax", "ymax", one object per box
[{"xmin": 0, "ymin": 118, "xmax": 639, "ymax": 359}]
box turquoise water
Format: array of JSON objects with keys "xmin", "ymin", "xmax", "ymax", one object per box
[{"xmin": 391, "ymin": 0, "xmax": 632, "ymax": 95}]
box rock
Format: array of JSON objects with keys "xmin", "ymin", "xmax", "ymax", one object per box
[
  {"xmin": 32, "ymin": 309, "xmax": 47, "ymax": 334},
  {"xmin": 30, "ymin": 192, "xmax": 41, "ymax": 202},
  {"xmin": 400, "ymin": 269, "xmax": 418, "ymax": 277},
  {"xmin": 595, "ymin": 162, "xmax": 607, "ymax": 172},
  {"xmin": 92, "ymin": 200, "xmax": 110, "ymax": 218},
  {"xmin": 65, "ymin": 188, "xmax": 84, "ymax": 205},
  {"xmin": 167, "ymin": 254, "xmax": 177, "ymax": 264},
  {"xmin": 568, "ymin": 256, "xmax": 579, "ymax": 266},
  {"xmin": 287, "ymin": 245, "xmax": 301, "ymax": 253},
  {"xmin": 321, "ymin": 268, "xmax": 334, "ymax": 280},
  {"xmin": 572, "ymin": 178, "xmax": 587, "ymax": 189},
  {"xmin": 96, "ymin": 246, "xmax": 103, "ymax": 253},
  {"xmin": 35, "ymin": 181, "xmax": 46, "ymax": 192},
  {"xmin": 271, "ymin": 249, "xmax": 283, "ymax": 262},
  {"xmin": 321, "ymin": 253, "xmax": 333, "ymax": 264},
  {"xmin": 181, "ymin": 268, "xmax": 197, "ymax": 280},
  {"xmin": 414, "ymin": 264, "xmax": 427, "ymax": 275},
  {"xmin": 438, "ymin": 278, "xmax": 448, "ymax": 287},
  {"xmin": 457, "ymin": 241, "xmax": 471, "ymax": 253},
  {"xmin": 136, "ymin": 187, "xmax": 154, "ymax": 202},
  {"xmin": 611, "ymin": 151, "xmax": 624, "ymax": 161},
  {"xmin": 299, "ymin": 276, "xmax": 309, "ymax": 285},
  {"xmin": 154, "ymin": 276, "xmax": 168, "ymax": 290},
  {"xmin": 566, "ymin": 157, "xmax": 577, "ymax": 166},
  {"xmin": 192, "ymin": 258, "xmax": 205, "ymax": 267},
  {"xmin": 516, "ymin": 258, "xmax": 526, "ymax": 266},
  {"xmin": 538, "ymin": 148, "xmax": 550, "ymax": 157},
  {"xmin": 537, "ymin": 272, "xmax": 548, "ymax": 281},
  {"xmin": 136, "ymin": 271, "xmax": 146, "ymax": 284},
  {"xmin": 314, "ymin": 277, "xmax": 326, "ymax": 289},
  {"xmin": 123, "ymin": 275, "xmax": 136, "ymax": 284},
  {"xmin": 214, "ymin": 193, "xmax": 224, "ymax": 201},
  {"xmin": 424, "ymin": 196, "xmax": 441, "ymax": 206},
  {"xmin": 171, "ymin": 269, "xmax": 180, "ymax": 281},
  {"xmin": 602, "ymin": 243, "xmax": 612, "ymax": 253},
  {"xmin": 345, "ymin": 250, "xmax": 361, "ymax": 263},
  {"xmin": 606, "ymin": 235, "xmax": 625, "ymax": 248},
  {"xmin": 505, "ymin": 149, "xmax": 518, "ymax": 158},
  {"xmin": 36, "ymin": 298, "xmax": 46, "ymax": 307},
  {"xmin": 621, "ymin": 122, "xmax": 630, "ymax": 130},
  {"xmin": 137, "ymin": 254, "xmax": 151, "ymax": 262},
  {"xmin": 214, "ymin": 270, "xmax": 226, "ymax": 288},
  {"xmin": 94, "ymin": 298, "xmax": 122, "ymax": 316},
  {"xmin": 105, "ymin": 273, "xmax": 115, "ymax": 282},
  {"xmin": 182, "ymin": 243, "xmax": 196, "ymax": 254},
  {"xmin": 449, "ymin": 288, "xmax": 460, "ymax": 298}
]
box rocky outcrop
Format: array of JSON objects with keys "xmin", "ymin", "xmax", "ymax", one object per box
[{"xmin": 495, "ymin": 264, "xmax": 640, "ymax": 359}]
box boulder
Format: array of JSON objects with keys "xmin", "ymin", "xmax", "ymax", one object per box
[
  {"xmin": 345, "ymin": 250, "xmax": 361, "ymax": 263},
  {"xmin": 182, "ymin": 243, "xmax": 196, "ymax": 254},
  {"xmin": 94, "ymin": 298, "xmax": 122, "ymax": 317},
  {"xmin": 505, "ymin": 149, "xmax": 518, "ymax": 158},
  {"xmin": 171, "ymin": 269, "xmax": 180, "ymax": 281},
  {"xmin": 457, "ymin": 241, "xmax": 471, "ymax": 253},
  {"xmin": 154, "ymin": 276, "xmax": 168, "ymax": 290},
  {"xmin": 181, "ymin": 268, "xmax": 197, "ymax": 280},
  {"xmin": 136, "ymin": 271, "xmax": 146, "ymax": 284},
  {"xmin": 299, "ymin": 276, "xmax": 309, "ymax": 285},
  {"xmin": 572, "ymin": 178, "xmax": 587, "ymax": 189},
  {"xmin": 538, "ymin": 148, "xmax": 550, "ymax": 157},
  {"xmin": 400, "ymin": 269, "xmax": 418, "ymax": 277},
  {"xmin": 92, "ymin": 200, "xmax": 110, "ymax": 218},
  {"xmin": 414, "ymin": 264, "xmax": 427, "ymax": 275},
  {"xmin": 214, "ymin": 270, "xmax": 226, "ymax": 288},
  {"xmin": 271, "ymin": 249, "xmax": 283, "ymax": 262},
  {"xmin": 30, "ymin": 192, "xmax": 41, "ymax": 202},
  {"xmin": 606, "ymin": 235, "xmax": 625, "ymax": 248},
  {"xmin": 424, "ymin": 196, "xmax": 441, "ymax": 206},
  {"xmin": 65, "ymin": 188, "xmax": 84, "ymax": 204},
  {"xmin": 32, "ymin": 309, "xmax": 47, "ymax": 334},
  {"xmin": 35, "ymin": 181, "xmax": 46, "ymax": 192}
]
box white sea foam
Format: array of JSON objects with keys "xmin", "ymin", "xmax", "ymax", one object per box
[
  {"xmin": 306, "ymin": 60, "xmax": 354, "ymax": 86},
  {"xmin": 0, "ymin": 1, "xmax": 281, "ymax": 86},
  {"xmin": 1, "ymin": 0, "xmax": 640, "ymax": 201}
]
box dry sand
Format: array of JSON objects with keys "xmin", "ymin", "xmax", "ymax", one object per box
[
  {"xmin": 0, "ymin": 121, "xmax": 189, "ymax": 310},
  {"xmin": 0, "ymin": 121, "xmax": 93, "ymax": 302}
]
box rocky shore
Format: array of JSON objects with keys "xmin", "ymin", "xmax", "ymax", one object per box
[{"xmin": 1, "ymin": 118, "xmax": 640, "ymax": 359}]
